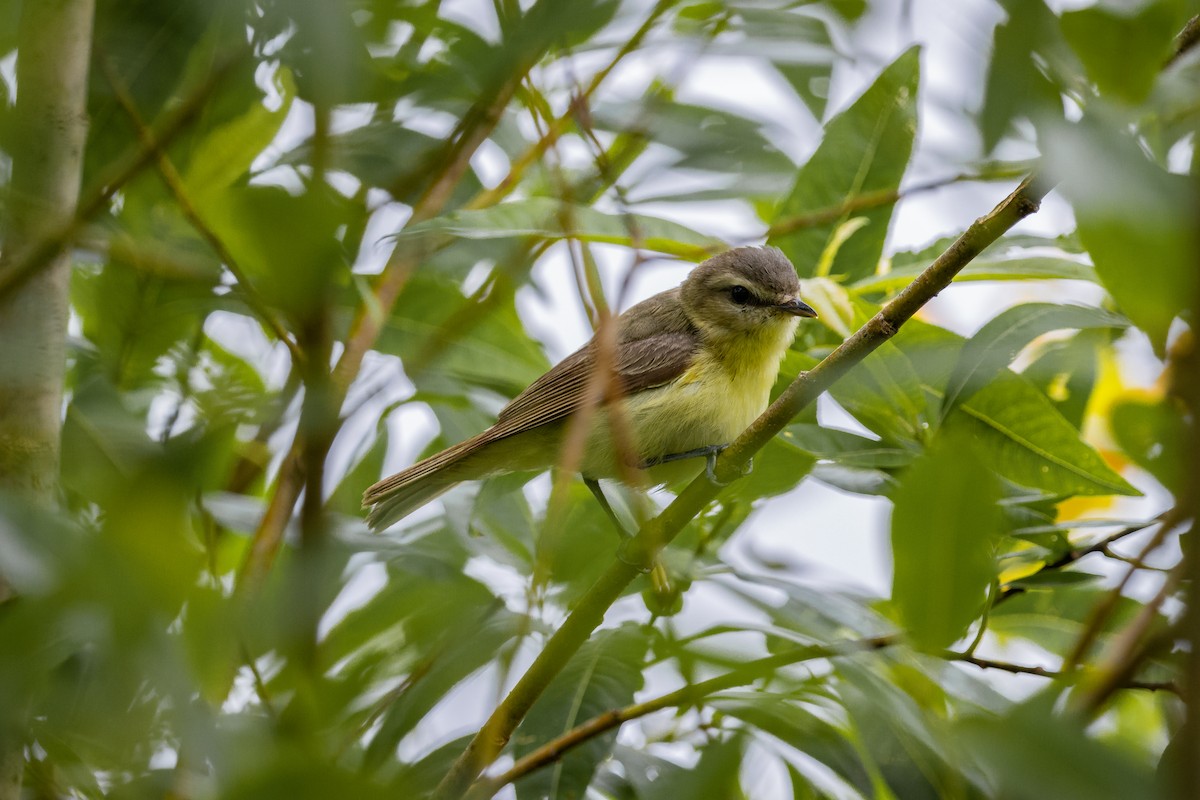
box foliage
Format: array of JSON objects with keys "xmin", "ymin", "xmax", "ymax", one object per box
[{"xmin": 0, "ymin": 0, "xmax": 1197, "ymax": 798}]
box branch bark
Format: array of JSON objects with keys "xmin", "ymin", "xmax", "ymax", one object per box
[
  {"xmin": 431, "ymin": 177, "xmax": 1051, "ymax": 799},
  {"xmin": 0, "ymin": 2, "xmax": 96, "ymax": 798},
  {"xmin": 1173, "ymin": 184, "xmax": 1200, "ymax": 800},
  {"xmin": 466, "ymin": 636, "xmax": 896, "ymax": 800}
]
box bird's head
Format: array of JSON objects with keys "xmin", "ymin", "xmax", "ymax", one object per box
[{"xmin": 681, "ymin": 246, "xmax": 816, "ymax": 344}]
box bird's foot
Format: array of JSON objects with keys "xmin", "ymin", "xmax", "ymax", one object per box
[
  {"xmin": 642, "ymin": 443, "xmax": 727, "ymax": 470},
  {"xmin": 705, "ymin": 450, "xmax": 753, "ymax": 486},
  {"xmin": 641, "ymin": 444, "xmax": 752, "ymax": 486}
]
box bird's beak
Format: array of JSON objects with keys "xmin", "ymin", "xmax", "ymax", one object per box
[{"xmin": 775, "ymin": 297, "xmax": 818, "ymax": 318}]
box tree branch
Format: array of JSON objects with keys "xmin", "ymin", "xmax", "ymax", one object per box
[
  {"xmin": 0, "ymin": 46, "xmax": 248, "ymax": 303},
  {"xmin": 950, "ymin": 652, "xmax": 1178, "ymax": 695},
  {"xmin": 1064, "ymin": 509, "xmax": 1184, "ymax": 670},
  {"xmin": 465, "ymin": 636, "xmax": 896, "ymax": 800},
  {"xmin": 0, "ymin": 1, "xmax": 95, "ymax": 796},
  {"xmin": 431, "ymin": 176, "xmax": 1051, "ymax": 799},
  {"xmin": 996, "ymin": 515, "xmax": 1168, "ymax": 605}
]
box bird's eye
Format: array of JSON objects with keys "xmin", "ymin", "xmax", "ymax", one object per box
[{"xmin": 729, "ymin": 285, "xmax": 752, "ymax": 304}]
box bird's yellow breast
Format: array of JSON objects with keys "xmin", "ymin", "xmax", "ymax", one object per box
[{"xmin": 580, "ymin": 318, "xmax": 796, "ymax": 483}]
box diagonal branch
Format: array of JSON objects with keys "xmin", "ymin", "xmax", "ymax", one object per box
[
  {"xmin": 431, "ymin": 176, "xmax": 1052, "ymax": 799},
  {"xmin": 465, "ymin": 635, "xmax": 897, "ymax": 800}
]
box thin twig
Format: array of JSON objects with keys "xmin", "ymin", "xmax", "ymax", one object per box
[
  {"xmin": 433, "ymin": 177, "xmax": 1051, "ymax": 800},
  {"xmin": 1070, "ymin": 566, "xmax": 1184, "ymax": 715},
  {"xmin": 997, "ymin": 515, "xmax": 1167, "ymax": 604},
  {"xmin": 95, "ymin": 50, "xmax": 304, "ymax": 365},
  {"xmin": 1063, "ymin": 510, "xmax": 1183, "ymax": 670},
  {"xmin": 757, "ymin": 170, "xmax": 1025, "ymax": 244},
  {"xmin": 950, "ymin": 651, "xmax": 1179, "ymax": 695}
]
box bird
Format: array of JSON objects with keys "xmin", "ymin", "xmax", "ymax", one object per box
[{"xmin": 363, "ymin": 246, "xmax": 816, "ymax": 531}]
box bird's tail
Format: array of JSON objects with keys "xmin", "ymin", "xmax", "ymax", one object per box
[{"xmin": 362, "ymin": 434, "xmax": 491, "ymax": 531}]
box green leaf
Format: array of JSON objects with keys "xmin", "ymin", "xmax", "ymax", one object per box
[
  {"xmin": 723, "ymin": 572, "xmax": 894, "ymax": 641},
  {"xmin": 591, "ymin": 97, "xmax": 796, "ymax": 181},
  {"xmin": 1006, "ymin": 569, "xmax": 1102, "ymax": 589},
  {"xmin": 980, "ymin": 0, "xmax": 1065, "ymax": 152},
  {"xmin": 874, "ymin": 317, "xmax": 1137, "ymax": 499},
  {"xmin": 712, "ymin": 692, "xmax": 873, "ymax": 797},
  {"xmin": 221, "ymin": 755, "xmax": 393, "ymax": 800},
  {"xmin": 950, "ymin": 375, "xmax": 1139, "ymax": 498},
  {"xmin": 989, "ymin": 583, "xmax": 1154, "ymax": 655},
  {"xmin": 71, "ymin": 260, "xmax": 214, "ymax": 389},
  {"xmin": 957, "ymin": 696, "xmax": 1157, "ymax": 800},
  {"xmin": 770, "ymin": 47, "xmax": 920, "ymax": 281},
  {"xmin": 1021, "ymin": 330, "xmax": 1104, "ymax": 429},
  {"xmin": 836, "ymin": 658, "xmax": 968, "ymax": 797},
  {"xmin": 783, "ymin": 423, "xmax": 916, "ymax": 469},
  {"xmin": 396, "ymin": 198, "xmax": 725, "ymax": 259},
  {"xmin": 1110, "ymin": 395, "xmax": 1188, "ymax": 494},
  {"xmin": 725, "ymin": 433, "xmax": 817, "ymax": 502},
  {"xmin": 184, "ymin": 69, "xmax": 294, "ymax": 203},
  {"xmin": 826, "ymin": 343, "xmax": 931, "ymax": 446},
  {"xmin": 1061, "ymin": 1, "xmax": 1183, "ymax": 104},
  {"xmin": 378, "ymin": 271, "xmax": 550, "ymax": 399},
  {"xmin": 1045, "ymin": 115, "xmax": 1200, "ymax": 352},
  {"xmin": 203, "ymin": 185, "xmax": 355, "ymax": 324},
  {"xmin": 624, "ymin": 736, "xmax": 746, "ymax": 798},
  {"xmin": 514, "ymin": 624, "xmax": 648, "ymax": 800},
  {"xmin": 891, "ymin": 428, "xmax": 1004, "ymax": 649},
  {"xmin": 275, "ymin": 121, "xmax": 482, "ymax": 206},
  {"xmin": 941, "ymin": 303, "xmax": 1127, "ymax": 416}
]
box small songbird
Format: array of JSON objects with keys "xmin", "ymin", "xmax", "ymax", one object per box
[{"xmin": 364, "ymin": 246, "xmax": 816, "ymax": 530}]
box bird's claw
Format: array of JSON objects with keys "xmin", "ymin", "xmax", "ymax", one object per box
[
  {"xmin": 705, "ymin": 453, "xmax": 753, "ymax": 484},
  {"xmin": 703, "ymin": 446, "xmax": 753, "ymax": 486},
  {"xmin": 642, "ymin": 444, "xmax": 752, "ymax": 486}
]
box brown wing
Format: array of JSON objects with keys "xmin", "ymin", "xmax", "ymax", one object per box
[{"xmin": 492, "ymin": 330, "xmax": 698, "ymax": 436}]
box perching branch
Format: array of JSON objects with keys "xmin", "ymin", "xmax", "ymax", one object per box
[{"xmin": 431, "ymin": 176, "xmax": 1051, "ymax": 799}]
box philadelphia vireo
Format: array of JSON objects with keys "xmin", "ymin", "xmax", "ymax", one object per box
[{"xmin": 364, "ymin": 246, "xmax": 816, "ymax": 530}]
